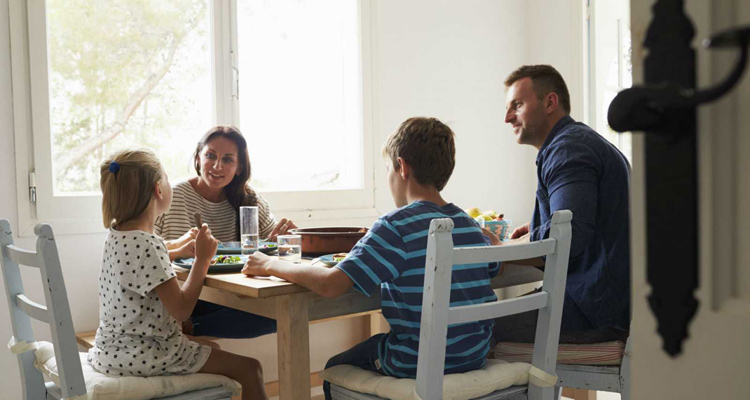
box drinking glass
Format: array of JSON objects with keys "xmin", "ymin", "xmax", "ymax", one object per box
[
  {"xmin": 277, "ymin": 234, "xmax": 302, "ymax": 263},
  {"xmin": 240, "ymin": 206, "xmax": 259, "ymax": 254}
]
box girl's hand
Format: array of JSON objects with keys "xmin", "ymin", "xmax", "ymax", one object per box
[
  {"xmin": 241, "ymin": 252, "xmax": 273, "ymax": 277},
  {"xmin": 173, "ymin": 239, "xmax": 196, "ymax": 259},
  {"xmin": 195, "ymin": 224, "xmax": 218, "ymax": 263},
  {"xmin": 267, "ymin": 218, "xmax": 298, "ymax": 242}
]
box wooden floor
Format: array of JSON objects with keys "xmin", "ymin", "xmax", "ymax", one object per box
[{"xmin": 268, "ymin": 385, "xmax": 324, "ymax": 400}]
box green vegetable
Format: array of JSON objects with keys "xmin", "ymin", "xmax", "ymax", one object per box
[{"xmin": 213, "ymin": 255, "xmax": 242, "ymax": 264}]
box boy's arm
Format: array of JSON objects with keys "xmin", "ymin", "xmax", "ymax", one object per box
[{"xmin": 242, "ymin": 253, "xmax": 354, "ymax": 298}]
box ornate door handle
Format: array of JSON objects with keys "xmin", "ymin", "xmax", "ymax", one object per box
[
  {"xmin": 608, "ymin": 26, "xmax": 750, "ymax": 134},
  {"xmin": 604, "ymin": 0, "xmax": 750, "ymax": 357}
]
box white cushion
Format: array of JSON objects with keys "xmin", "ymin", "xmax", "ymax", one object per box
[
  {"xmin": 33, "ymin": 341, "xmax": 240, "ymax": 400},
  {"xmin": 319, "ymin": 359, "xmax": 531, "ymax": 400}
]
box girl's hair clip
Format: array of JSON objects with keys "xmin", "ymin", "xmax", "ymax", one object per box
[{"xmin": 109, "ymin": 161, "xmax": 120, "ymax": 174}]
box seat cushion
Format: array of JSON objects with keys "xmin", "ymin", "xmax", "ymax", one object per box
[
  {"xmin": 319, "ymin": 359, "xmax": 531, "ymax": 400},
  {"xmin": 493, "ymin": 341, "xmax": 625, "ymax": 365},
  {"xmin": 33, "ymin": 341, "xmax": 240, "ymax": 400}
]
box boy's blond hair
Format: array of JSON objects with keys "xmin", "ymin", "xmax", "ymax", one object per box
[
  {"xmin": 382, "ymin": 117, "xmax": 456, "ymax": 191},
  {"xmin": 100, "ymin": 149, "xmax": 163, "ymax": 229}
]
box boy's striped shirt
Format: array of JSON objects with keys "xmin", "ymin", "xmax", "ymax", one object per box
[{"xmin": 335, "ymin": 201, "xmax": 499, "ymax": 378}]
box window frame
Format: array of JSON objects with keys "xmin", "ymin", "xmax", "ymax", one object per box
[
  {"xmin": 583, "ymin": 0, "xmax": 632, "ymax": 158},
  {"xmin": 9, "ymin": 0, "xmax": 376, "ymax": 236}
]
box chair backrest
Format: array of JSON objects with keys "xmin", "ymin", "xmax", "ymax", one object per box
[
  {"xmin": 415, "ymin": 210, "xmax": 572, "ymax": 400},
  {"xmin": 0, "ymin": 219, "xmax": 86, "ymax": 399}
]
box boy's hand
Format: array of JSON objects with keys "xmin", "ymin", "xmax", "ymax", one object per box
[
  {"xmin": 195, "ymin": 224, "xmax": 218, "ymax": 263},
  {"xmin": 241, "ymin": 252, "xmax": 274, "ymax": 277},
  {"xmin": 481, "ymin": 228, "xmax": 502, "ymax": 246},
  {"xmin": 510, "ymin": 222, "xmax": 531, "ymax": 239}
]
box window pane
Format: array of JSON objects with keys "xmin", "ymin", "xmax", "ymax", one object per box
[
  {"xmin": 591, "ymin": 0, "xmax": 632, "ymax": 163},
  {"xmin": 46, "ymin": 0, "xmax": 213, "ymax": 194},
  {"xmin": 237, "ymin": 0, "xmax": 363, "ymax": 192}
]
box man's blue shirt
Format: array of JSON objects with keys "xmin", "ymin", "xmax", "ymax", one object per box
[
  {"xmin": 530, "ymin": 115, "xmax": 631, "ymax": 331},
  {"xmin": 335, "ymin": 201, "xmax": 499, "ymax": 378}
]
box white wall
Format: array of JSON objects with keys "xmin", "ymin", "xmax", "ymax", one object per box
[
  {"xmin": 0, "ymin": 1, "xmax": 586, "ymax": 398},
  {"xmin": 371, "ymin": 0, "xmax": 538, "ymax": 220}
]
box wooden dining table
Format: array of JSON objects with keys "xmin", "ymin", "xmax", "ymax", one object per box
[{"xmin": 175, "ymin": 259, "xmax": 544, "ymax": 400}]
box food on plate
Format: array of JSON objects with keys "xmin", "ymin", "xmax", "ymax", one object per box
[
  {"xmin": 357, "ymin": 228, "xmax": 368, "ymax": 233},
  {"xmin": 261, "ymin": 242, "xmax": 277, "ymax": 249},
  {"xmin": 332, "ymin": 253, "xmax": 348, "ymax": 262},
  {"xmin": 211, "ymin": 255, "xmax": 242, "ymax": 265}
]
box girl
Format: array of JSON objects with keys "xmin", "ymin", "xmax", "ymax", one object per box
[{"xmin": 88, "ymin": 149, "xmax": 267, "ymax": 400}]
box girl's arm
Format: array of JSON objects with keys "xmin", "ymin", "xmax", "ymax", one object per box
[{"xmin": 154, "ymin": 224, "xmax": 217, "ymax": 321}]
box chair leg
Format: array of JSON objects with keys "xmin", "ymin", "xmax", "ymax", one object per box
[{"xmin": 620, "ymin": 337, "xmax": 632, "ymax": 400}]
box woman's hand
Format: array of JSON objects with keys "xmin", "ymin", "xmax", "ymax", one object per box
[
  {"xmin": 167, "ymin": 228, "xmax": 199, "ymax": 250},
  {"xmin": 267, "ymin": 218, "xmax": 298, "ymax": 242},
  {"xmin": 194, "ymin": 224, "xmax": 218, "ymax": 264},
  {"xmin": 171, "ymin": 239, "xmax": 196, "ymax": 260},
  {"xmin": 241, "ymin": 252, "xmax": 274, "ymax": 277}
]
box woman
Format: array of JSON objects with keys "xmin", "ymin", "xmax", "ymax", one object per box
[{"xmin": 156, "ymin": 125, "xmax": 297, "ymax": 338}]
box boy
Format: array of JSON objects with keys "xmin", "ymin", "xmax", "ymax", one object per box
[{"xmin": 241, "ymin": 117, "xmax": 500, "ymax": 399}]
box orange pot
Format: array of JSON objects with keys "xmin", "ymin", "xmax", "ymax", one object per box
[{"xmin": 289, "ymin": 227, "xmax": 368, "ymax": 256}]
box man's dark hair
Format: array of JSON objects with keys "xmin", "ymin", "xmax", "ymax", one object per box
[{"xmin": 505, "ymin": 64, "xmax": 571, "ymax": 114}]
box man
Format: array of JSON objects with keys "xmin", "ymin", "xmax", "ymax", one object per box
[{"xmin": 492, "ymin": 65, "xmax": 630, "ymax": 343}]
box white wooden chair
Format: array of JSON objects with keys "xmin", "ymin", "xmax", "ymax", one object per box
[
  {"xmin": 0, "ymin": 219, "xmax": 235, "ymax": 400},
  {"xmin": 555, "ymin": 336, "xmax": 631, "ymax": 400},
  {"xmin": 329, "ymin": 210, "xmax": 573, "ymax": 400}
]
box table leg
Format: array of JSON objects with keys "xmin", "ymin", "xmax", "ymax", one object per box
[
  {"xmin": 277, "ymin": 293, "xmax": 310, "ymax": 400},
  {"xmin": 369, "ymin": 311, "xmax": 390, "ymax": 336}
]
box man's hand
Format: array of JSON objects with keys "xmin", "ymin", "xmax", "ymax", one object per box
[
  {"xmin": 510, "ymin": 222, "xmax": 531, "ymax": 239},
  {"xmin": 267, "ymin": 218, "xmax": 298, "ymax": 242},
  {"xmin": 481, "ymin": 228, "xmax": 503, "ymax": 246},
  {"xmin": 241, "ymin": 252, "xmax": 274, "ymax": 277}
]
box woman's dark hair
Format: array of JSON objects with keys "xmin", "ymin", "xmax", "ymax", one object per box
[{"xmin": 193, "ymin": 126, "xmax": 258, "ymax": 212}]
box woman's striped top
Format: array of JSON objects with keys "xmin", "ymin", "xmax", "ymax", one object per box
[
  {"xmin": 155, "ymin": 180, "xmax": 276, "ymax": 242},
  {"xmin": 335, "ymin": 201, "xmax": 499, "ymax": 378}
]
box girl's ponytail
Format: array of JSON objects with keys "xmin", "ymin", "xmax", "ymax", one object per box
[{"xmin": 100, "ymin": 149, "xmax": 163, "ymax": 229}]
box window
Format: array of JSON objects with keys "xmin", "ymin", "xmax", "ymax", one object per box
[
  {"xmin": 585, "ymin": 0, "xmax": 632, "ymax": 161},
  {"xmin": 236, "ymin": 0, "xmax": 363, "ymax": 192},
  {"xmin": 11, "ymin": 0, "xmax": 373, "ymax": 234}
]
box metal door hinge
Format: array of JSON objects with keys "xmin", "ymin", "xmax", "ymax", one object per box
[{"xmin": 28, "ymin": 171, "xmax": 36, "ymax": 203}]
